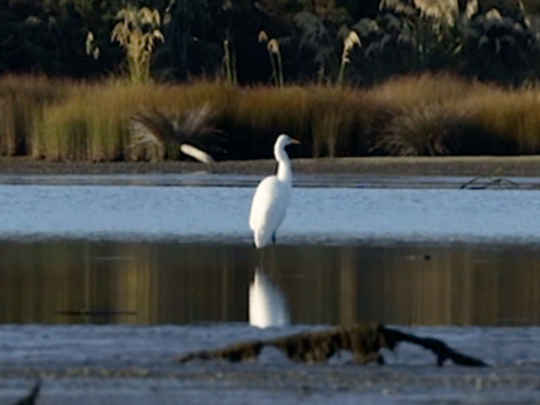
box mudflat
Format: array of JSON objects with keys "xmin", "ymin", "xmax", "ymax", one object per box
[
  {"xmin": 1, "ymin": 325, "xmax": 540, "ymax": 404},
  {"xmin": 2, "ymin": 156, "xmax": 540, "ymax": 176}
]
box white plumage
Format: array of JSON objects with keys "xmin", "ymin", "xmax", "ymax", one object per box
[
  {"xmin": 249, "ymin": 267, "xmax": 290, "ymax": 328},
  {"xmin": 249, "ymin": 134, "xmax": 300, "ymax": 248}
]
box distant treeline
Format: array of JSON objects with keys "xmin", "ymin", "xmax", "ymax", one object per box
[{"xmin": 2, "ymin": 0, "xmax": 540, "ymax": 85}]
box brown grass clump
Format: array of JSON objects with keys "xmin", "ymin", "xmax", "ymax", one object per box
[
  {"xmin": 369, "ymin": 74, "xmax": 539, "ymax": 156},
  {"xmin": 366, "ymin": 73, "xmax": 493, "ymax": 109},
  {"xmin": 309, "ymin": 85, "xmax": 385, "ymax": 157},
  {"xmin": 373, "ymin": 104, "xmax": 469, "ymax": 156},
  {"xmin": 462, "ymin": 87, "xmax": 540, "ymax": 154},
  {"xmin": 228, "ymin": 85, "xmax": 311, "ymax": 158},
  {"xmin": 37, "ymin": 79, "xmax": 237, "ymax": 161}
]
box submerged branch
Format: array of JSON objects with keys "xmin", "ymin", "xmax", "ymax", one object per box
[
  {"xmin": 14, "ymin": 381, "xmax": 40, "ymax": 405},
  {"xmin": 177, "ymin": 323, "xmax": 487, "ymax": 367},
  {"xmin": 460, "ymin": 176, "xmax": 519, "ymax": 189}
]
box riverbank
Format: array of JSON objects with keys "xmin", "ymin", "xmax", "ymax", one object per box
[{"xmin": 3, "ymin": 155, "xmax": 540, "ymax": 176}]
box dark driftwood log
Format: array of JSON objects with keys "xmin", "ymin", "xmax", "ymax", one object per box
[
  {"xmin": 177, "ymin": 323, "xmax": 487, "ymax": 367},
  {"xmin": 14, "ymin": 381, "xmax": 40, "ymax": 405}
]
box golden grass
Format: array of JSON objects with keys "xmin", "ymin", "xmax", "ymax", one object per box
[
  {"xmin": 3, "ymin": 73, "xmax": 540, "ymax": 161},
  {"xmin": 0, "ymin": 75, "xmax": 67, "ymax": 157}
]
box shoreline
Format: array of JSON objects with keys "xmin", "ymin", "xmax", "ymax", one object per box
[{"xmin": 2, "ymin": 155, "xmax": 540, "ymax": 176}]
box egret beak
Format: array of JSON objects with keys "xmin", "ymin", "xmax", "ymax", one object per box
[{"xmin": 290, "ymin": 138, "xmax": 301, "ymax": 144}]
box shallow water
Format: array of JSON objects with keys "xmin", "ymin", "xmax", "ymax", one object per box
[
  {"xmin": 2, "ymin": 174, "xmax": 540, "ymax": 403},
  {"xmin": 2, "ymin": 175, "xmax": 540, "ymax": 326},
  {"xmin": 1, "ymin": 182, "xmax": 540, "ymax": 244}
]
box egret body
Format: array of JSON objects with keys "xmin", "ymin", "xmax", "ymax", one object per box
[{"xmin": 249, "ymin": 134, "xmax": 300, "ymax": 248}]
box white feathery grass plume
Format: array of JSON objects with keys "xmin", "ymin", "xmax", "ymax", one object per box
[
  {"xmin": 414, "ymin": 0, "xmax": 459, "ymax": 26},
  {"xmin": 263, "ymin": 38, "xmax": 284, "ymax": 87},
  {"xmin": 267, "ymin": 38, "xmax": 280, "ymax": 54},
  {"xmin": 485, "ymin": 8, "xmax": 503, "ymax": 21},
  {"xmin": 85, "ymin": 31, "xmax": 100, "ymax": 60},
  {"xmin": 111, "ymin": 5, "xmax": 164, "ymax": 83},
  {"xmin": 466, "ymin": 0, "xmax": 478, "ymax": 19},
  {"xmin": 342, "ymin": 30, "xmax": 361, "ymax": 65},
  {"xmin": 258, "ymin": 30, "xmax": 268, "ymax": 43},
  {"xmin": 338, "ymin": 29, "xmax": 361, "ymax": 86},
  {"xmin": 180, "ymin": 144, "xmax": 215, "ymax": 164}
]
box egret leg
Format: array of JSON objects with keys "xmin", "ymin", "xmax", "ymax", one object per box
[{"xmin": 272, "ymin": 232, "xmax": 276, "ymax": 245}]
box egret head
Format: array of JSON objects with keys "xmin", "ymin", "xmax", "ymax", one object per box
[{"xmin": 276, "ymin": 134, "xmax": 301, "ymax": 149}]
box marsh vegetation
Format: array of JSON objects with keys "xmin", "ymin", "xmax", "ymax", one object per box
[
  {"xmin": 2, "ymin": 1, "xmax": 540, "ymax": 161},
  {"xmin": 2, "ymin": 73, "xmax": 540, "ymax": 161}
]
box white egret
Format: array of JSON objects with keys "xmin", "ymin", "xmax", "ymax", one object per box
[
  {"xmin": 249, "ymin": 266, "xmax": 290, "ymax": 328},
  {"xmin": 249, "ymin": 134, "xmax": 300, "ymax": 248}
]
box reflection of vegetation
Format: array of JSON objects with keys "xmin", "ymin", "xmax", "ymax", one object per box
[
  {"xmin": 177, "ymin": 323, "xmax": 487, "ymax": 367},
  {"xmin": 2, "ymin": 242, "xmax": 540, "ymax": 326}
]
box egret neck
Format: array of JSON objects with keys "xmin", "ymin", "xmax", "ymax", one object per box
[{"xmin": 275, "ymin": 139, "xmax": 293, "ymax": 183}]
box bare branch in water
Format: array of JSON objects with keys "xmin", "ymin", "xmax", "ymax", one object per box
[
  {"xmin": 14, "ymin": 381, "xmax": 41, "ymax": 405},
  {"xmin": 460, "ymin": 176, "xmax": 519, "ymax": 189}
]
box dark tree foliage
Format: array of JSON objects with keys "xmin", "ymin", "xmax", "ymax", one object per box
[
  {"xmin": 0, "ymin": 0, "xmax": 539, "ymax": 85},
  {"xmin": 0, "ymin": 0, "xmax": 125, "ymax": 77}
]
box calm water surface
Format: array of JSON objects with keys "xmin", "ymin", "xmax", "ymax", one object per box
[
  {"xmin": 2, "ymin": 174, "xmax": 540, "ymax": 327},
  {"xmin": 2, "ymin": 241, "xmax": 540, "ymax": 326}
]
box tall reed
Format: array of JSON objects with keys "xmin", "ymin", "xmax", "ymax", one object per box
[{"xmin": 0, "ymin": 75, "xmax": 67, "ymax": 157}]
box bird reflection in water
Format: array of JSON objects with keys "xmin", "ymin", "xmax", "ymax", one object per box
[{"xmin": 249, "ymin": 266, "xmax": 290, "ymax": 328}]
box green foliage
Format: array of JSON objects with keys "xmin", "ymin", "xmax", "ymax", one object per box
[{"xmin": 0, "ymin": 0, "xmax": 123, "ymax": 77}]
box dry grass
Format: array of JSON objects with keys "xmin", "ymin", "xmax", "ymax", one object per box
[
  {"xmin": 0, "ymin": 75, "xmax": 67, "ymax": 157},
  {"xmin": 462, "ymin": 87, "xmax": 540, "ymax": 153},
  {"xmin": 37, "ymin": 79, "xmax": 237, "ymax": 161},
  {"xmin": 369, "ymin": 74, "xmax": 538, "ymax": 156},
  {"xmin": 3, "ymin": 73, "xmax": 540, "ymax": 161}
]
